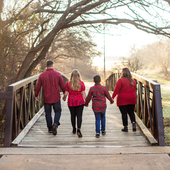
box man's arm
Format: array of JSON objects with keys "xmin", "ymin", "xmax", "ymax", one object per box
[
  {"xmin": 59, "ymin": 75, "xmax": 65, "ymax": 93},
  {"xmin": 63, "ymin": 91, "xmax": 69, "ymax": 101}
]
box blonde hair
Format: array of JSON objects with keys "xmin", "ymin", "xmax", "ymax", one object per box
[
  {"xmin": 121, "ymin": 68, "xmax": 134, "ymax": 86},
  {"xmin": 70, "ymin": 69, "xmax": 81, "ymax": 91}
]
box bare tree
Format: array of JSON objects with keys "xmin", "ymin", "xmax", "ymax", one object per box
[
  {"xmin": 125, "ymin": 45, "xmax": 143, "ymax": 72},
  {"xmin": 121, "ymin": 39, "xmax": 170, "ymax": 76}
]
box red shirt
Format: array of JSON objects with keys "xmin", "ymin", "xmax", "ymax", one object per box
[
  {"xmin": 35, "ymin": 68, "xmax": 65, "ymax": 103},
  {"xmin": 112, "ymin": 78, "xmax": 136, "ymax": 106},
  {"xmin": 65, "ymin": 81, "xmax": 85, "ymax": 106},
  {"xmin": 85, "ymin": 84, "xmax": 114, "ymax": 112}
]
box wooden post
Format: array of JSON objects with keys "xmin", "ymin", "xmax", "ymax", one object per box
[
  {"xmin": 154, "ymin": 85, "xmax": 165, "ymax": 146},
  {"xmin": 4, "ymin": 86, "xmax": 14, "ymax": 147}
]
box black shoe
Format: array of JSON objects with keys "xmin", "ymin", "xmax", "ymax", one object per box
[
  {"xmin": 72, "ymin": 128, "xmax": 76, "ymax": 134},
  {"xmin": 122, "ymin": 126, "xmax": 128, "ymax": 132},
  {"xmin": 102, "ymin": 131, "xmax": 106, "ymax": 135},
  {"xmin": 95, "ymin": 134, "xmax": 100, "ymax": 138},
  {"xmin": 132, "ymin": 123, "xmax": 136, "ymax": 131},
  {"xmin": 77, "ymin": 129, "xmax": 83, "ymax": 137},
  {"xmin": 52, "ymin": 124, "xmax": 57, "ymax": 135},
  {"xmin": 48, "ymin": 127, "xmax": 53, "ymax": 133}
]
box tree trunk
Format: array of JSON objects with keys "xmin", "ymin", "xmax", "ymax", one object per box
[{"xmin": 24, "ymin": 40, "xmax": 53, "ymax": 78}]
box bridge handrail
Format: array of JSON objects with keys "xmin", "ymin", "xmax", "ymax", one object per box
[
  {"xmin": 106, "ymin": 71, "xmax": 165, "ymax": 146},
  {"xmin": 3, "ymin": 73, "xmax": 68, "ymax": 147}
]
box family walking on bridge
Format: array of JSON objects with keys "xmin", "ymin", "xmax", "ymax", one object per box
[{"xmin": 35, "ymin": 60, "xmax": 137, "ymax": 138}]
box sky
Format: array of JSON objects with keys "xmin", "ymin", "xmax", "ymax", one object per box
[{"xmin": 92, "ymin": 25, "xmax": 161, "ymax": 70}]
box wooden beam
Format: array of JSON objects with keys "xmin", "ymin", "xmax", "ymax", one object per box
[
  {"xmin": 0, "ymin": 92, "xmax": 13, "ymax": 100},
  {"xmin": 135, "ymin": 113, "xmax": 158, "ymax": 146},
  {"xmin": 12, "ymin": 107, "xmax": 44, "ymax": 146}
]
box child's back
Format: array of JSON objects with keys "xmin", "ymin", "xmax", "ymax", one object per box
[{"xmin": 85, "ymin": 75, "xmax": 114, "ymax": 138}]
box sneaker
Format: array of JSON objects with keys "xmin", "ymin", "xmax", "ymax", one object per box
[
  {"xmin": 48, "ymin": 127, "xmax": 53, "ymax": 133},
  {"xmin": 122, "ymin": 126, "xmax": 128, "ymax": 132},
  {"xmin": 95, "ymin": 134, "xmax": 100, "ymax": 138},
  {"xmin": 72, "ymin": 128, "xmax": 76, "ymax": 134},
  {"xmin": 77, "ymin": 129, "xmax": 83, "ymax": 137},
  {"xmin": 52, "ymin": 124, "xmax": 57, "ymax": 135},
  {"xmin": 132, "ymin": 123, "xmax": 136, "ymax": 131},
  {"xmin": 102, "ymin": 131, "xmax": 106, "ymax": 135}
]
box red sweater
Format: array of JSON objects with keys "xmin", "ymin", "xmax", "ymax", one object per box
[
  {"xmin": 65, "ymin": 81, "xmax": 85, "ymax": 107},
  {"xmin": 112, "ymin": 78, "xmax": 136, "ymax": 106},
  {"xmin": 35, "ymin": 68, "xmax": 65, "ymax": 103}
]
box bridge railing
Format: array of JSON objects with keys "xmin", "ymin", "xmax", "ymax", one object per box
[
  {"xmin": 3, "ymin": 73, "xmax": 68, "ymax": 147},
  {"xmin": 106, "ymin": 72, "xmax": 165, "ymax": 146}
]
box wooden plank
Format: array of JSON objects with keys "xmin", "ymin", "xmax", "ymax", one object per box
[
  {"xmin": 12, "ymin": 107, "xmax": 44, "ymax": 146},
  {"xmin": 0, "ymin": 92, "xmax": 13, "ymax": 100},
  {"xmin": 135, "ymin": 113, "xmax": 158, "ymax": 146},
  {"xmin": 18, "ymin": 140, "xmax": 149, "ymax": 146},
  {"xmin": 17, "ymin": 82, "xmax": 152, "ymax": 147},
  {"xmin": 17, "ymin": 143, "xmax": 150, "ymax": 147}
]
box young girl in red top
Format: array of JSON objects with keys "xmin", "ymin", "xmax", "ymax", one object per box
[
  {"xmin": 112, "ymin": 68, "xmax": 137, "ymax": 132},
  {"xmin": 63, "ymin": 69, "xmax": 86, "ymax": 137}
]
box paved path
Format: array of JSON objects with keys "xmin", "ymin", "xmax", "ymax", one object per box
[{"xmin": 0, "ymin": 147, "xmax": 170, "ymax": 170}]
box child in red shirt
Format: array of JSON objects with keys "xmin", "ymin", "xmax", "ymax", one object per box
[
  {"xmin": 63, "ymin": 69, "xmax": 86, "ymax": 137},
  {"xmin": 85, "ymin": 75, "xmax": 114, "ymax": 138}
]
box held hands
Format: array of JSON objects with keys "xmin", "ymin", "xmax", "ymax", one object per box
[
  {"xmin": 35, "ymin": 96, "xmax": 39, "ymax": 101},
  {"xmin": 110, "ymin": 100, "xmax": 114, "ymax": 104},
  {"xmin": 84, "ymin": 103, "xmax": 88, "ymax": 107},
  {"xmin": 63, "ymin": 96, "xmax": 66, "ymax": 101},
  {"xmin": 63, "ymin": 91, "xmax": 68, "ymax": 101}
]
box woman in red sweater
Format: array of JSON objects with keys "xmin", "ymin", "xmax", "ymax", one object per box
[
  {"xmin": 112, "ymin": 68, "xmax": 136, "ymax": 132},
  {"xmin": 63, "ymin": 69, "xmax": 86, "ymax": 137}
]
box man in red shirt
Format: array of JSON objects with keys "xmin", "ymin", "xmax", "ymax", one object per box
[
  {"xmin": 85, "ymin": 75, "xmax": 114, "ymax": 138},
  {"xmin": 35, "ymin": 60, "xmax": 65, "ymax": 135}
]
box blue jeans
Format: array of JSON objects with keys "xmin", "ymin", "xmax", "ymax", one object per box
[
  {"xmin": 93, "ymin": 109, "xmax": 106, "ymax": 134},
  {"xmin": 44, "ymin": 100, "xmax": 61, "ymax": 129}
]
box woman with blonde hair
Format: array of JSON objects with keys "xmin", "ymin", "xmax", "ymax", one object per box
[
  {"xmin": 63, "ymin": 69, "xmax": 86, "ymax": 137},
  {"xmin": 112, "ymin": 68, "xmax": 137, "ymax": 132}
]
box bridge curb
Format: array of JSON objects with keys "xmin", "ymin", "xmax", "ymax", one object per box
[{"xmin": 11, "ymin": 107, "xmax": 44, "ymax": 146}]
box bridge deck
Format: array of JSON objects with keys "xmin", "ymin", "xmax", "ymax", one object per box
[{"xmin": 17, "ymin": 82, "xmax": 150, "ymax": 147}]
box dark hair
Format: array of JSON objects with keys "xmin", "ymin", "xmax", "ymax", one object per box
[
  {"xmin": 46, "ymin": 60, "xmax": 54, "ymax": 67},
  {"xmin": 93, "ymin": 75, "xmax": 101, "ymax": 84},
  {"xmin": 121, "ymin": 68, "xmax": 134, "ymax": 86}
]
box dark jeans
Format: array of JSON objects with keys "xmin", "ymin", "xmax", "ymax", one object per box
[
  {"xmin": 44, "ymin": 100, "xmax": 61, "ymax": 129},
  {"xmin": 68, "ymin": 105, "xmax": 84, "ymax": 129},
  {"xmin": 119, "ymin": 104, "xmax": 136, "ymax": 127}
]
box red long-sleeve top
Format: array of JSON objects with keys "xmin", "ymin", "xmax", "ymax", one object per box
[
  {"xmin": 35, "ymin": 68, "xmax": 65, "ymax": 104},
  {"xmin": 65, "ymin": 81, "xmax": 85, "ymax": 107},
  {"xmin": 112, "ymin": 78, "xmax": 136, "ymax": 106}
]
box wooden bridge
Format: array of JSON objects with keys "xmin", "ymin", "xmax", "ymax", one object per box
[
  {"xmin": 1, "ymin": 71, "xmax": 170, "ymax": 169},
  {"xmin": 1, "ymin": 71, "xmax": 164, "ymax": 147},
  {"xmin": 10, "ymin": 82, "xmax": 151, "ymax": 148}
]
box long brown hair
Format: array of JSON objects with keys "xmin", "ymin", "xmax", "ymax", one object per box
[
  {"xmin": 121, "ymin": 68, "xmax": 134, "ymax": 86},
  {"xmin": 70, "ymin": 69, "xmax": 81, "ymax": 91}
]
